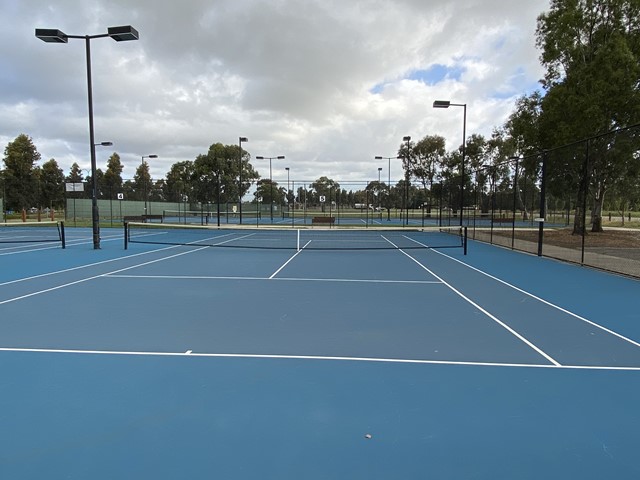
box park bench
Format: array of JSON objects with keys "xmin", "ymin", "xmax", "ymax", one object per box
[{"xmin": 311, "ymin": 216, "xmax": 335, "ymax": 225}]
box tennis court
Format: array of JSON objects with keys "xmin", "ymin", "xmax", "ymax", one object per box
[{"xmin": 1, "ymin": 222, "xmax": 639, "ymax": 479}]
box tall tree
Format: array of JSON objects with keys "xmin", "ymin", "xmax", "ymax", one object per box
[
  {"xmin": 133, "ymin": 161, "xmax": 152, "ymax": 202},
  {"xmin": 309, "ymin": 176, "xmax": 340, "ymax": 210},
  {"xmin": 254, "ymin": 179, "xmax": 283, "ymax": 205},
  {"xmin": 536, "ymin": 0, "xmax": 640, "ymax": 232},
  {"xmin": 40, "ymin": 159, "xmax": 65, "ymax": 210},
  {"xmin": 2, "ymin": 134, "xmax": 41, "ymax": 211},
  {"xmin": 103, "ymin": 153, "xmax": 124, "ymax": 199},
  {"xmin": 187, "ymin": 142, "xmax": 259, "ymax": 207},
  {"xmin": 410, "ymin": 135, "xmax": 446, "ymax": 199},
  {"xmin": 66, "ymin": 163, "xmax": 84, "ymax": 183}
]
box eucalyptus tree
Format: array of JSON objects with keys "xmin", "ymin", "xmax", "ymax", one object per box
[{"xmin": 536, "ymin": 0, "xmax": 640, "ymax": 232}]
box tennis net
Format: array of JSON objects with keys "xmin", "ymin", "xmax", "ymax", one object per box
[
  {"xmin": 125, "ymin": 222, "xmax": 467, "ymax": 252},
  {"xmin": 0, "ymin": 221, "xmax": 66, "ymax": 248}
]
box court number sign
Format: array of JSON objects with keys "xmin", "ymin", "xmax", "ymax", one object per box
[
  {"xmin": 319, "ymin": 195, "xmax": 326, "ymax": 203},
  {"xmin": 117, "ymin": 193, "xmax": 124, "ymax": 200}
]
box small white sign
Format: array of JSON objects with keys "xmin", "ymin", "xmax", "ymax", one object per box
[
  {"xmin": 534, "ymin": 218, "xmax": 545, "ymax": 223},
  {"xmin": 117, "ymin": 193, "xmax": 124, "ymax": 200},
  {"xmin": 319, "ymin": 195, "xmax": 326, "ymax": 203},
  {"xmin": 65, "ymin": 182, "xmax": 84, "ymax": 192}
]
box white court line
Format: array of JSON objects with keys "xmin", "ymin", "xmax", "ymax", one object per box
[
  {"xmin": 0, "ymin": 232, "xmax": 261, "ymax": 305},
  {"xmin": 269, "ymin": 240, "xmax": 311, "ymax": 278},
  {"xmin": 426, "ymin": 244, "xmax": 640, "ymax": 351},
  {"xmin": 0, "ymin": 231, "xmax": 123, "ymax": 256},
  {"xmin": 383, "ymin": 236, "xmax": 561, "ymax": 366},
  {"xmin": 0, "ymin": 346, "xmax": 638, "ymax": 371},
  {"xmin": 0, "ymin": 243, "xmax": 185, "ymax": 287},
  {"xmin": 105, "ymin": 274, "xmax": 443, "ymax": 285},
  {"xmin": 0, "ymin": 231, "xmax": 252, "ymax": 288},
  {"xmin": 0, "ymin": 245, "xmax": 213, "ymax": 306}
]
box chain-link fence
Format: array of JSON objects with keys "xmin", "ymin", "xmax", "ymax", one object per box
[
  {"xmin": 468, "ymin": 123, "xmax": 640, "ymax": 278},
  {"xmin": 2, "ymin": 125, "xmax": 639, "ymax": 277}
]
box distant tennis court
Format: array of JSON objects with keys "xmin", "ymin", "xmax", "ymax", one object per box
[{"xmin": 0, "ymin": 222, "xmax": 639, "ymax": 479}]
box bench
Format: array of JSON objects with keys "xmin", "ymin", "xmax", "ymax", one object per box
[
  {"xmin": 492, "ymin": 217, "xmax": 515, "ymax": 223},
  {"xmin": 311, "ymin": 216, "xmax": 335, "ymax": 225},
  {"xmin": 142, "ymin": 214, "xmax": 164, "ymax": 223},
  {"xmin": 123, "ymin": 215, "xmax": 144, "ymax": 223}
]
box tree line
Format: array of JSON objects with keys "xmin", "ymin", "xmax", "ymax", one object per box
[{"xmin": 3, "ymin": 1, "xmax": 640, "ymax": 230}]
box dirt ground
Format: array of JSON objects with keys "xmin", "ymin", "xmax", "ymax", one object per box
[{"xmin": 495, "ymin": 228, "xmax": 640, "ymax": 249}]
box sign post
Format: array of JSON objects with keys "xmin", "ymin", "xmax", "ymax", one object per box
[{"xmin": 65, "ymin": 182, "xmax": 84, "ymax": 226}]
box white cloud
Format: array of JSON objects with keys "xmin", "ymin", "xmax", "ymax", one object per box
[{"xmin": 1, "ymin": 0, "xmax": 548, "ymax": 182}]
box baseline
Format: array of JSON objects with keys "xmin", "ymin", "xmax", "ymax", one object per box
[{"xmin": 0, "ymin": 346, "xmax": 638, "ymax": 371}]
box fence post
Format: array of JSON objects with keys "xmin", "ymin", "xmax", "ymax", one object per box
[{"xmin": 537, "ymin": 152, "xmax": 548, "ymax": 257}]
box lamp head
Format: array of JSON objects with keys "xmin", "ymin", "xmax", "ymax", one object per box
[
  {"xmin": 108, "ymin": 25, "xmax": 139, "ymax": 41},
  {"xmin": 35, "ymin": 29, "xmax": 68, "ymax": 43},
  {"xmin": 433, "ymin": 100, "xmax": 451, "ymax": 108}
]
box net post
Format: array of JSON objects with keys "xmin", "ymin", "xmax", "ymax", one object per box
[
  {"xmin": 60, "ymin": 221, "xmax": 66, "ymax": 249},
  {"xmin": 463, "ymin": 226, "xmax": 468, "ymax": 255},
  {"xmin": 297, "ymin": 228, "xmax": 300, "ymax": 251},
  {"xmin": 124, "ymin": 222, "xmax": 129, "ymax": 250}
]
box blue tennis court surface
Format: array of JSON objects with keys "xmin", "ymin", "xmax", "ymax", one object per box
[{"xmin": 1, "ymin": 226, "xmax": 639, "ymax": 478}]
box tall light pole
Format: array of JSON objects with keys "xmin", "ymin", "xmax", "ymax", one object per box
[
  {"xmin": 433, "ymin": 100, "xmax": 467, "ymax": 226},
  {"xmin": 84, "ymin": 141, "xmax": 111, "ymax": 225},
  {"xmin": 238, "ymin": 137, "xmax": 248, "ymax": 224},
  {"xmin": 375, "ymin": 155, "xmax": 400, "ymax": 221},
  {"xmin": 36, "ymin": 26, "xmax": 139, "ymax": 249},
  {"xmin": 256, "ymin": 155, "xmax": 285, "ymax": 222},
  {"xmin": 141, "ymin": 154, "xmax": 157, "ymax": 216},
  {"xmin": 377, "ymin": 167, "xmax": 382, "ymax": 218},
  {"xmin": 285, "ymin": 167, "xmax": 290, "ymax": 213},
  {"xmin": 402, "ymin": 136, "xmax": 411, "ymax": 226}
]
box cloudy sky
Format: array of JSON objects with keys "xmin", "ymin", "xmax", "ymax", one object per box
[{"xmin": 1, "ymin": 0, "xmax": 549, "ymax": 185}]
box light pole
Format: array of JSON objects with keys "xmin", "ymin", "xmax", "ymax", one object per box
[
  {"xmin": 36, "ymin": 26, "xmax": 139, "ymax": 249},
  {"xmin": 402, "ymin": 136, "xmax": 411, "ymax": 226},
  {"xmin": 141, "ymin": 154, "xmax": 157, "ymax": 216},
  {"xmin": 256, "ymin": 155, "xmax": 285, "ymax": 222},
  {"xmin": 433, "ymin": 100, "xmax": 467, "ymax": 226},
  {"xmin": 238, "ymin": 137, "xmax": 248, "ymax": 224},
  {"xmin": 375, "ymin": 155, "xmax": 401, "ymax": 221},
  {"xmin": 377, "ymin": 167, "xmax": 382, "ymax": 219},
  {"xmin": 93, "ymin": 141, "xmax": 112, "ymax": 225},
  {"xmin": 285, "ymin": 167, "xmax": 290, "ymax": 214}
]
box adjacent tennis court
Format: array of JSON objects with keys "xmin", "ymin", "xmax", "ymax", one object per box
[{"xmin": 1, "ymin": 222, "xmax": 639, "ymax": 479}]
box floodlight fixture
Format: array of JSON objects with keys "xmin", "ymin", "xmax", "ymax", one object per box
[
  {"xmin": 35, "ymin": 29, "xmax": 68, "ymax": 43},
  {"xmin": 108, "ymin": 26, "xmax": 139, "ymax": 42},
  {"xmin": 433, "ymin": 100, "xmax": 451, "ymax": 108}
]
